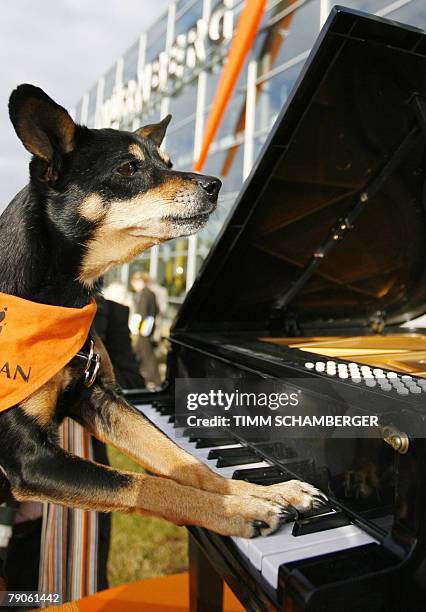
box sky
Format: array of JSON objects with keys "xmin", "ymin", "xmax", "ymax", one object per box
[{"xmin": 0, "ymin": 0, "xmax": 170, "ymax": 210}]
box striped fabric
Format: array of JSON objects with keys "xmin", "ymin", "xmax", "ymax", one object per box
[{"xmin": 38, "ymin": 419, "xmax": 99, "ymax": 605}]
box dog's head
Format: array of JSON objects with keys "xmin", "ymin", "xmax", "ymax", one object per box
[{"xmin": 8, "ymin": 84, "xmax": 221, "ymax": 285}]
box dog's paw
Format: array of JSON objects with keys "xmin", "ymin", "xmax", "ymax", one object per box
[
  {"xmin": 248, "ymin": 479, "xmax": 328, "ymax": 514},
  {"xmin": 217, "ymin": 495, "xmax": 296, "ymax": 538}
]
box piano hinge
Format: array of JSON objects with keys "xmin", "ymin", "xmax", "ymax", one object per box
[{"xmin": 380, "ymin": 424, "xmax": 410, "ymax": 454}]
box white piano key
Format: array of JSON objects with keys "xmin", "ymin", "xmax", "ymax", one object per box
[
  {"xmin": 135, "ymin": 403, "xmax": 154, "ymax": 416},
  {"xmin": 136, "ymin": 408, "xmax": 244, "ymax": 458},
  {"xmin": 232, "ymin": 536, "xmax": 250, "ymax": 555},
  {"xmin": 150, "ymin": 417, "xmax": 176, "ymax": 434},
  {"xmin": 175, "ymin": 439, "xmax": 201, "ymax": 452},
  {"xmin": 136, "ymin": 405, "xmax": 192, "ymax": 445},
  {"xmin": 248, "ymin": 522, "xmax": 370, "ymax": 571},
  {"xmin": 137, "ymin": 406, "xmax": 275, "ymax": 489},
  {"xmin": 136, "ymin": 402, "xmax": 379, "ymax": 594},
  {"xmin": 261, "ymin": 526, "xmax": 377, "ymax": 588}
]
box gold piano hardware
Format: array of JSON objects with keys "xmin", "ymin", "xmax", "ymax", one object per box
[{"xmin": 380, "ymin": 425, "xmax": 410, "ymax": 454}]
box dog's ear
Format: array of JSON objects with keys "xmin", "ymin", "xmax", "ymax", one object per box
[
  {"xmin": 135, "ymin": 114, "xmax": 171, "ymax": 147},
  {"xmin": 9, "ymin": 84, "xmax": 76, "ymax": 180}
]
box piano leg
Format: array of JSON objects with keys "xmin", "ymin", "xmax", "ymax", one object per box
[{"xmin": 189, "ymin": 533, "xmax": 224, "ymax": 612}]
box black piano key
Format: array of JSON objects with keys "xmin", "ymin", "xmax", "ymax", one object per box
[
  {"xmin": 232, "ymin": 466, "xmax": 285, "ymax": 482},
  {"xmin": 159, "ymin": 405, "xmax": 174, "ymax": 415},
  {"xmin": 174, "ymin": 414, "xmax": 193, "ymax": 428},
  {"xmin": 193, "ymin": 437, "xmax": 236, "ymax": 448},
  {"xmin": 232, "ymin": 461, "xmax": 307, "ymax": 481},
  {"xmin": 152, "ymin": 401, "xmax": 173, "ymax": 414},
  {"xmin": 184, "ymin": 427, "xmax": 226, "ymax": 438},
  {"xmin": 240, "ymin": 470, "xmax": 300, "ymax": 485},
  {"xmin": 216, "ymin": 453, "xmax": 260, "ymax": 468},
  {"xmin": 300, "ymin": 502, "xmax": 334, "ymax": 519},
  {"xmin": 250, "ymin": 475, "xmax": 292, "ymax": 485},
  {"xmin": 183, "ymin": 426, "xmax": 266, "ymax": 444},
  {"xmin": 253, "ymin": 442, "xmax": 297, "ymax": 461},
  {"xmin": 292, "ymin": 510, "xmax": 349, "ymax": 536},
  {"xmin": 168, "ymin": 415, "xmax": 175, "ymax": 424},
  {"xmin": 208, "ymin": 447, "xmax": 247, "ymax": 460},
  {"xmin": 232, "ymin": 465, "xmax": 327, "ymax": 487}
]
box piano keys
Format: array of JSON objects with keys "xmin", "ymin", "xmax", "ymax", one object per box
[
  {"xmin": 135, "ymin": 401, "xmax": 377, "ymax": 592},
  {"xmin": 123, "ymin": 7, "xmax": 426, "ymax": 611}
]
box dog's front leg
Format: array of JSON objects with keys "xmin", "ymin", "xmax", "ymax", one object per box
[
  {"xmin": 4, "ymin": 427, "xmax": 288, "ymax": 538},
  {"xmin": 70, "ymin": 385, "xmax": 324, "ymax": 515}
]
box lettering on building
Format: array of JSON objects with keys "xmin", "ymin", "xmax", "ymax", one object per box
[{"xmin": 100, "ymin": 0, "xmax": 234, "ymax": 127}]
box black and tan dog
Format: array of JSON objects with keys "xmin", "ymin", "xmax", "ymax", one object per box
[{"xmin": 0, "ymin": 84, "xmax": 325, "ymax": 540}]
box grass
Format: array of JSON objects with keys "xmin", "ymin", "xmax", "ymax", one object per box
[{"xmin": 106, "ymin": 446, "xmax": 188, "ymax": 587}]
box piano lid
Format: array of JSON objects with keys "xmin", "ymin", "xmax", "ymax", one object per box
[{"xmin": 174, "ymin": 7, "xmax": 426, "ymax": 334}]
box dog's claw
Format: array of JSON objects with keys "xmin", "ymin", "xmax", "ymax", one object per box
[
  {"xmin": 313, "ymin": 493, "xmax": 329, "ymax": 507},
  {"xmin": 251, "ymin": 519, "xmax": 269, "ymax": 537},
  {"xmin": 279, "ymin": 505, "xmax": 298, "ymax": 521}
]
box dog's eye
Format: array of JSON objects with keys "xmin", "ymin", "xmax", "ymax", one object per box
[{"xmin": 117, "ymin": 162, "xmax": 138, "ymax": 176}]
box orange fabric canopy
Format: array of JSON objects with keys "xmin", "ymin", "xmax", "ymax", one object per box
[
  {"xmin": 194, "ymin": 0, "xmax": 267, "ymax": 172},
  {"xmin": 0, "ymin": 292, "xmax": 96, "ymax": 411},
  {"xmin": 44, "ymin": 572, "xmax": 245, "ymax": 612}
]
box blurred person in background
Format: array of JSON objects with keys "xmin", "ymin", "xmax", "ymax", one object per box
[
  {"xmin": 103, "ymin": 280, "xmax": 133, "ymax": 309},
  {"xmin": 95, "ymin": 294, "xmax": 145, "ymax": 389},
  {"xmin": 130, "ymin": 272, "xmax": 162, "ymax": 389},
  {"xmin": 149, "ymin": 277, "xmax": 168, "ymax": 345}
]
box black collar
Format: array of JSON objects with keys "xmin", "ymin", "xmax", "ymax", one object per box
[{"xmin": 73, "ymin": 332, "xmax": 101, "ymax": 387}]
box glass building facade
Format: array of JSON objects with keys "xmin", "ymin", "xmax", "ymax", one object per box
[{"xmin": 75, "ymin": 0, "xmax": 426, "ymax": 314}]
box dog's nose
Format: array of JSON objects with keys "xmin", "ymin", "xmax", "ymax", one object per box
[{"xmin": 197, "ymin": 176, "xmax": 222, "ymax": 200}]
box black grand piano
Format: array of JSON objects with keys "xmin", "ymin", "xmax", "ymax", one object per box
[{"xmin": 126, "ymin": 7, "xmax": 426, "ymax": 611}]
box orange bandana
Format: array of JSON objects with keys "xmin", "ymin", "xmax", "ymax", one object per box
[{"xmin": 0, "ymin": 292, "xmax": 97, "ymax": 412}]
